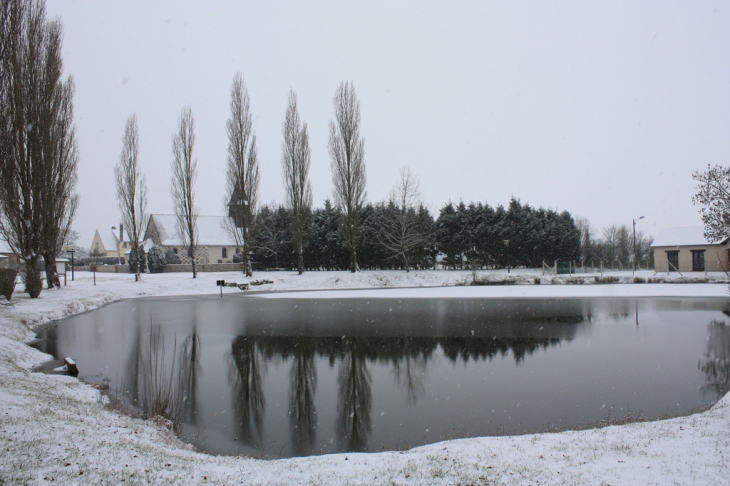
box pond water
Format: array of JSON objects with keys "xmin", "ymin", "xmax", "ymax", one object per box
[{"xmin": 33, "ymin": 293, "xmax": 730, "ymax": 459}]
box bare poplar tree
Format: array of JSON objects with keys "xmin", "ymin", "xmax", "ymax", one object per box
[
  {"xmin": 601, "ymin": 225, "xmax": 620, "ymax": 269},
  {"xmin": 329, "ymin": 81, "xmax": 366, "ymax": 272},
  {"xmin": 115, "ymin": 114, "xmax": 148, "ymax": 281},
  {"xmin": 225, "ymin": 73, "xmax": 260, "ymax": 277},
  {"xmin": 41, "ymin": 74, "xmax": 79, "ymax": 288},
  {"xmin": 574, "ymin": 217, "xmax": 595, "ymax": 266},
  {"xmin": 282, "ymin": 90, "xmax": 313, "ymax": 275},
  {"xmin": 378, "ymin": 167, "xmax": 428, "ymax": 272},
  {"xmin": 0, "ymin": 0, "xmax": 78, "ymax": 296},
  {"xmin": 171, "ymin": 106, "xmax": 199, "ymax": 278}
]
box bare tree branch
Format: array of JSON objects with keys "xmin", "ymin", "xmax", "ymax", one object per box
[
  {"xmin": 115, "ymin": 114, "xmax": 147, "ymax": 281},
  {"xmin": 0, "ymin": 0, "xmax": 78, "ymax": 295},
  {"xmin": 693, "ymin": 165, "xmax": 730, "ymax": 242},
  {"xmin": 225, "ymin": 73, "xmax": 259, "ymax": 277},
  {"xmin": 171, "ymin": 105, "xmax": 199, "ymax": 278},
  {"xmin": 282, "ymin": 90, "xmax": 313, "ymax": 274},
  {"xmin": 328, "ymin": 81, "xmax": 366, "ymax": 272},
  {"xmin": 377, "ymin": 167, "xmax": 428, "ymax": 272}
]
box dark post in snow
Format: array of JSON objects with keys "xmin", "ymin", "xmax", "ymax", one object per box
[
  {"xmin": 66, "ymin": 247, "xmax": 75, "ymax": 281},
  {"xmin": 632, "ymin": 216, "xmax": 644, "ymax": 276},
  {"xmin": 504, "ymin": 239, "xmax": 510, "ymax": 274}
]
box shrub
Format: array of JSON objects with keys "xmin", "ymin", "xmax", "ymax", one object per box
[
  {"xmin": 147, "ymin": 247, "xmax": 167, "ymax": 274},
  {"xmin": 633, "ymin": 277, "xmax": 646, "ymax": 283},
  {"xmin": 164, "ymin": 248, "xmax": 181, "ymax": 265},
  {"xmin": 0, "ymin": 268, "xmax": 18, "ymax": 300},
  {"xmin": 128, "ymin": 246, "xmax": 147, "ymax": 273},
  {"xmin": 232, "ymin": 252, "xmax": 244, "ymax": 264},
  {"xmin": 23, "ymin": 266, "xmax": 42, "ymax": 298}
]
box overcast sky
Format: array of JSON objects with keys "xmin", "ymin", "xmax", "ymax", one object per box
[{"xmin": 45, "ymin": 1, "xmax": 730, "ymax": 246}]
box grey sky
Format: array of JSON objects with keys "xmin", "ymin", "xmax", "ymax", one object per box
[{"xmin": 45, "ymin": 1, "xmax": 730, "ymax": 246}]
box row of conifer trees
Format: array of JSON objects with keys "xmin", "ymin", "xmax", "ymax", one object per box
[{"xmin": 247, "ymin": 197, "xmax": 582, "ymax": 271}]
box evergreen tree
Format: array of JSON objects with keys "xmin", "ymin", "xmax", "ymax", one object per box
[{"xmin": 147, "ymin": 246, "xmax": 166, "ymax": 273}]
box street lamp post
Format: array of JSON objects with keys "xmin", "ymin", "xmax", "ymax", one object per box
[
  {"xmin": 66, "ymin": 246, "xmax": 75, "ymax": 281},
  {"xmin": 112, "ymin": 226, "xmax": 121, "ymax": 265},
  {"xmin": 632, "ymin": 216, "xmax": 645, "ymax": 276},
  {"xmin": 504, "ymin": 239, "xmax": 510, "ymax": 274}
]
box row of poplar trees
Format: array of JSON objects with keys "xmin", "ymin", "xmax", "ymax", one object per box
[
  {"xmin": 0, "ymin": 0, "xmax": 79, "ymax": 297},
  {"xmin": 118, "ymin": 71, "xmax": 580, "ymax": 276},
  {"xmin": 113, "ymin": 77, "xmax": 368, "ymax": 279}
]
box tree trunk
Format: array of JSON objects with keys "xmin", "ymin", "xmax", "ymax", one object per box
[
  {"xmin": 402, "ymin": 252, "xmax": 410, "ymax": 273},
  {"xmin": 43, "ymin": 252, "xmax": 59, "ymax": 289},
  {"xmin": 244, "ymin": 242, "xmax": 253, "ymax": 277},
  {"xmin": 24, "ymin": 256, "xmax": 43, "ymax": 298},
  {"xmin": 297, "ymin": 248, "xmax": 304, "ymax": 275},
  {"xmin": 349, "ymin": 248, "xmax": 358, "ymax": 273}
]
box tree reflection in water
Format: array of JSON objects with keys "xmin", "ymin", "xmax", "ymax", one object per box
[
  {"xmin": 124, "ymin": 324, "xmax": 142, "ymax": 408},
  {"xmin": 288, "ymin": 337, "xmax": 318, "ymax": 456},
  {"xmin": 229, "ymin": 336, "xmax": 266, "ymax": 447},
  {"xmin": 336, "ymin": 337, "xmax": 372, "ymax": 452},
  {"xmin": 699, "ymin": 320, "xmax": 730, "ymax": 399},
  {"xmin": 223, "ymin": 333, "xmax": 573, "ymax": 453},
  {"xmin": 179, "ymin": 325, "xmax": 201, "ymax": 425},
  {"xmin": 441, "ymin": 336, "xmax": 564, "ymax": 364},
  {"xmin": 388, "ymin": 337, "xmax": 433, "ymax": 406}
]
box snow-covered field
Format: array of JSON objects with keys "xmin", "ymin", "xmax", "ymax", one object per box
[{"xmin": 1, "ymin": 269, "xmax": 729, "ymax": 484}]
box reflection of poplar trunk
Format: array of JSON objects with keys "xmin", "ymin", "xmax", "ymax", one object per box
[
  {"xmin": 229, "ymin": 336, "xmax": 265, "ymax": 446},
  {"xmin": 699, "ymin": 321, "xmax": 730, "ymax": 398},
  {"xmin": 391, "ymin": 338, "xmax": 427, "ymax": 406},
  {"xmin": 179, "ymin": 331, "xmax": 201, "ymax": 425},
  {"xmin": 336, "ymin": 338, "xmax": 371, "ymax": 452},
  {"xmin": 125, "ymin": 325, "xmax": 142, "ymax": 407},
  {"xmin": 288, "ymin": 338, "xmax": 317, "ymax": 456}
]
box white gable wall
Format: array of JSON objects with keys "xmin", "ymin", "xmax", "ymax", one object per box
[{"xmin": 144, "ymin": 214, "xmax": 239, "ymax": 264}]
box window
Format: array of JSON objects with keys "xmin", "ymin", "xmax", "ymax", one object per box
[
  {"xmin": 691, "ymin": 250, "xmax": 705, "ymax": 272},
  {"xmin": 666, "ymin": 251, "xmax": 679, "ymax": 272},
  {"xmin": 222, "ymin": 248, "xmax": 227, "ymax": 258}
]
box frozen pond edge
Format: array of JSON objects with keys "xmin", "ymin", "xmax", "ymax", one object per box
[{"xmin": 1, "ymin": 270, "xmax": 729, "ymax": 484}]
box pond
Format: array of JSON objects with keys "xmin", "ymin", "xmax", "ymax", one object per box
[{"xmin": 32, "ymin": 293, "xmax": 730, "ymax": 459}]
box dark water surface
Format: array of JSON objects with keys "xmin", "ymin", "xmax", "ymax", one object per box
[{"xmin": 33, "ymin": 294, "xmax": 730, "ymax": 459}]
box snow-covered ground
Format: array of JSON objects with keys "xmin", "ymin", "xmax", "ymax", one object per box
[{"xmin": 1, "ymin": 269, "xmax": 729, "ymax": 484}]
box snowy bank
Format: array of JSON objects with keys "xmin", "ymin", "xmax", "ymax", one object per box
[{"xmin": 1, "ymin": 269, "xmax": 729, "ymax": 484}]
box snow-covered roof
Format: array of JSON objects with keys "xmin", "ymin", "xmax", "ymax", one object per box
[
  {"xmin": 98, "ymin": 230, "xmax": 120, "ymax": 251},
  {"xmin": 0, "ymin": 239, "xmax": 11, "ymax": 253},
  {"xmin": 651, "ymin": 226, "xmax": 726, "ymax": 247},
  {"xmin": 148, "ymin": 214, "xmax": 233, "ymax": 247}
]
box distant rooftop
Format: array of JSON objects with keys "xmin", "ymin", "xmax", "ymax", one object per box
[
  {"xmin": 148, "ymin": 214, "xmax": 232, "ymax": 247},
  {"xmin": 98, "ymin": 230, "xmax": 120, "ymax": 251},
  {"xmin": 651, "ymin": 226, "xmax": 727, "ymax": 247}
]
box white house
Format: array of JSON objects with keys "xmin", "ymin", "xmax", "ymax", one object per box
[
  {"xmin": 651, "ymin": 226, "xmax": 729, "ymax": 273},
  {"xmin": 143, "ymin": 214, "xmax": 237, "ymax": 264},
  {"xmin": 89, "ymin": 225, "xmax": 134, "ymax": 262},
  {"xmin": 0, "ymin": 239, "xmax": 20, "ymax": 268}
]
